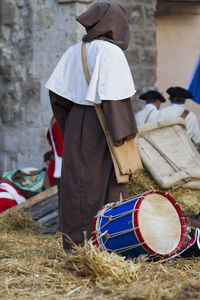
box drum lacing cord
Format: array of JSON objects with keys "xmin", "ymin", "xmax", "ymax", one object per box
[
  {"xmin": 101, "ymin": 208, "xmax": 138, "ymax": 221},
  {"xmin": 93, "ymin": 226, "xmax": 139, "ymax": 246},
  {"xmin": 93, "ymin": 228, "xmax": 140, "ymax": 249},
  {"xmin": 109, "ymin": 242, "xmax": 145, "ymax": 254},
  {"xmin": 93, "ymin": 209, "xmax": 139, "ymax": 233},
  {"xmin": 103, "ymin": 227, "xmax": 140, "ymax": 240},
  {"xmin": 92, "ymin": 230, "xmax": 109, "ymax": 244},
  {"xmin": 95, "ymin": 192, "xmax": 146, "ymax": 217}
]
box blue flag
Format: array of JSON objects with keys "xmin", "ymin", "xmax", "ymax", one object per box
[{"xmin": 187, "ymin": 54, "xmax": 200, "ymax": 104}]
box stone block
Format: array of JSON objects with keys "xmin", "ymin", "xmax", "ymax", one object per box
[
  {"xmin": 11, "ymin": 23, "xmax": 30, "ymax": 46},
  {"xmin": 0, "ymin": 92, "xmax": 25, "ymax": 125},
  {"xmin": 0, "ymin": 61, "xmax": 15, "ymax": 82},
  {"xmin": 125, "ymin": 4, "xmax": 144, "ymax": 27},
  {"xmin": 2, "ymin": 128, "xmax": 20, "ymax": 152},
  {"xmin": 21, "ymin": 6, "xmax": 29, "ymax": 17},
  {"xmin": 0, "ymin": 0, "xmax": 16, "ymax": 25},
  {"xmin": 40, "ymin": 79, "xmax": 53, "ymax": 126},
  {"xmin": 25, "ymin": 102, "xmax": 42, "ymax": 127},
  {"xmin": 144, "ymin": 5, "xmax": 156, "ymax": 28},
  {"xmin": 32, "ymin": 51, "xmax": 47, "ymax": 77},
  {"xmin": 11, "ymin": 50, "xmax": 20, "ymax": 61},
  {"xmin": 142, "ymin": 48, "xmax": 157, "ymax": 65},
  {"xmin": 0, "ymin": 47, "xmax": 15, "ymax": 82},
  {"xmin": 131, "ymin": 29, "xmax": 156, "ymax": 47},
  {"xmin": 37, "ymin": 7, "xmax": 57, "ymax": 29},
  {"xmin": 17, "ymin": 153, "xmax": 44, "ymax": 170},
  {"xmin": 57, "ymin": 3, "xmax": 76, "ymax": 30},
  {"xmin": 14, "ymin": 64, "xmax": 26, "ymax": 82},
  {"xmin": 16, "ymin": 0, "xmax": 25, "ymax": 8},
  {"xmin": 39, "ymin": 126, "xmax": 50, "ymax": 152},
  {"xmin": 19, "ymin": 128, "xmax": 41, "ymax": 154},
  {"xmin": 22, "ymin": 77, "xmax": 40, "ymax": 103},
  {"xmin": 0, "ymin": 152, "xmax": 17, "ymax": 174},
  {"xmin": 125, "ymin": 48, "xmax": 141, "ymax": 66},
  {"xmin": 1, "ymin": 25, "xmax": 11, "ymax": 42},
  {"xmin": 130, "ymin": 67, "xmax": 143, "ymax": 90},
  {"xmin": 37, "ymin": 0, "xmax": 55, "ymax": 6},
  {"xmin": 33, "ymin": 31, "xmax": 50, "ymax": 52},
  {"xmin": 142, "ymin": 67, "xmax": 157, "ymax": 86}
]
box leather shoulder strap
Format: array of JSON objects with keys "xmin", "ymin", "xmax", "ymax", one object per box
[
  {"xmin": 81, "ymin": 42, "xmax": 90, "ymax": 85},
  {"xmin": 144, "ymin": 109, "xmax": 154, "ymax": 124},
  {"xmin": 180, "ymin": 109, "xmax": 190, "ymax": 119},
  {"xmin": 81, "ymin": 42, "xmax": 110, "ymax": 135}
]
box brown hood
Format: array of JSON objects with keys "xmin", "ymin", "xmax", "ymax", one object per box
[{"xmin": 76, "ymin": 2, "xmax": 130, "ymax": 50}]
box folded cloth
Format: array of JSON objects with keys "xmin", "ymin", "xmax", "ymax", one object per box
[{"xmin": 0, "ymin": 181, "xmax": 26, "ymax": 213}]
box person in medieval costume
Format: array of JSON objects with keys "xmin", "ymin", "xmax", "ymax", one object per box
[
  {"xmin": 45, "ymin": 2, "xmax": 138, "ymax": 250},
  {"xmin": 135, "ymin": 90, "xmax": 166, "ymax": 127},
  {"xmin": 158, "ymin": 87, "xmax": 200, "ymax": 147}
]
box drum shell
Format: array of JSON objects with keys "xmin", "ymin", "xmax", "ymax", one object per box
[{"xmin": 92, "ymin": 190, "xmax": 186, "ymax": 258}]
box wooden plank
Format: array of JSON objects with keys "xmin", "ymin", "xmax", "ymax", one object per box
[
  {"xmin": 40, "ymin": 224, "xmax": 59, "ymax": 234},
  {"xmin": 40, "ymin": 216, "xmax": 59, "ymax": 226},
  {"xmin": 37, "ymin": 210, "xmax": 59, "ymax": 224},
  {"xmin": 0, "ymin": 185, "xmax": 59, "ymax": 233},
  {"xmin": 29, "ymin": 196, "xmax": 58, "ymax": 220},
  {"xmin": 15, "ymin": 185, "xmax": 58, "ymax": 211},
  {"xmin": 38, "ymin": 211, "xmax": 59, "ymax": 234}
]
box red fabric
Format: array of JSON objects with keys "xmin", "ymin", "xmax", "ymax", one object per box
[
  {"xmin": 0, "ymin": 198, "xmax": 17, "ymax": 213},
  {"xmin": 51, "ymin": 117, "xmax": 64, "ymax": 157},
  {"xmin": 47, "ymin": 116, "xmax": 64, "ymax": 186},
  {"xmin": 47, "ymin": 159, "xmax": 56, "ymax": 186},
  {"xmin": 0, "ymin": 186, "xmax": 18, "ymax": 213}
]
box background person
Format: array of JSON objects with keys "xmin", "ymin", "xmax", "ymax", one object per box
[
  {"xmin": 135, "ymin": 90, "xmax": 166, "ymax": 126},
  {"xmin": 158, "ymin": 87, "xmax": 200, "ymax": 147}
]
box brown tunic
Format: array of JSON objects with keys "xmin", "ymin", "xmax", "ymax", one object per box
[
  {"xmin": 48, "ymin": 2, "xmax": 137, "ymax": 250},
  {"xmin": 49, "ymin": 91, "xmax": 137, "ymax": 250}
]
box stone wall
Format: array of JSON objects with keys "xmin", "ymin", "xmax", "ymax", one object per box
[
  {"xmin": 0, "ymin": 0, "xmax": 157, "ymax": 174},
  {"xmin": 0, "ymin": 0, "xmax": 40, "ymax": 172},
  {"xmin": 124, "ymin": 0, "xmax": 157, "ymax": 109}
]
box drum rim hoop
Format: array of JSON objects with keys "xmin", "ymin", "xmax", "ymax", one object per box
[
  {"xmin": 133, "ymin": 190, "xmax": 186, "ymax": 256},
  {"xmin": 92, "ymin": 206, "xmax": 104, "ymax": 247}
]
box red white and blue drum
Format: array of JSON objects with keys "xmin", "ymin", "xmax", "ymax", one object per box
[{"xmin": 92, "ymin": 190, "xmax": 186, "ymax": 258}]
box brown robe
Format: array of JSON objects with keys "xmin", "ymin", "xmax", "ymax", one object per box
[
  {"xmin": 49, "ymin": 91, "xmax": 137, "ymax": 250},
  {"xmin": 48, "ymin": 2, "xmax": 138, "ymax": 250}
]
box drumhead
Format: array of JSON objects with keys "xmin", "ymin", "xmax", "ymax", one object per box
[{"xmin": 137, "ymin": 192, "xmax": 182, "ymax": 255}]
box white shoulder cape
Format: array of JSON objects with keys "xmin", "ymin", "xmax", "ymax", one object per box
[{"xmin": 45, "ymin": 40, "xmax": 136, "ymax": 106}]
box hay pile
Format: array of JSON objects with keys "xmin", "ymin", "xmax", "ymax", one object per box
[
  {"xmin": 1, "ymin": 170, "xmax": 200, "ymax": 299},
  {"xmin": 0, "ymin": 209, "xmax": 40, "ymax": 232},
  {"xmin": 128, "ymin": 169, "xmax": 200, "ymax": 214},
  {"xmin": 0, "ymin": 210, "xmax": 200, "ymax": 299}
]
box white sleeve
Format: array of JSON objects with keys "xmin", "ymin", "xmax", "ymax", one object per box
[
  {"xmin": 45, "ymin": 47, "xmax": 74, "ymax": 98},
  {"xmin": 147, "ymin": 110, "xmax": 160, "ymax": 123},
  {"xmin": 86, "ymin": 45, "xmax": 136, "ymax": 102}
]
